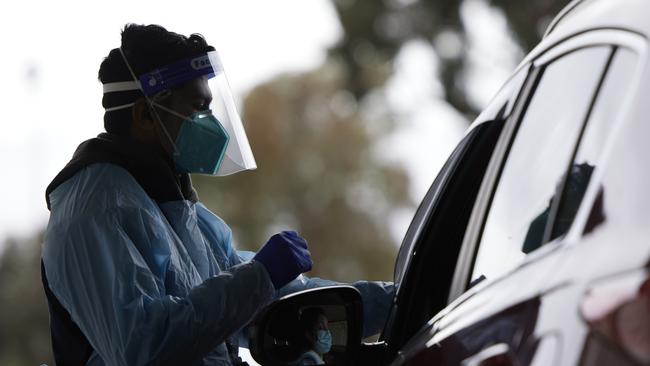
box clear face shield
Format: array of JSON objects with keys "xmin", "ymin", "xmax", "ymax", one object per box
[{"xmin": 102, "ymin": 50, "xmax": 256, "ymax": 176}]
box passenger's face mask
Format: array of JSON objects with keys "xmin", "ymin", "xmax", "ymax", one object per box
[
  {"xmin": 152, "ymin": 102, "xmax": 230, "ymax": 175},
  {"xmin": 314, "ymin": 329, "xmax": 332, "ymax": 354}
]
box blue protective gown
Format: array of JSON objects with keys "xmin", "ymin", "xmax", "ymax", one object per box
[{"xmin": 42, "ymin": 136, "xmax": 394, "ymax": 366}]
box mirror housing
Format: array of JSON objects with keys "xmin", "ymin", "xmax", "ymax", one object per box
[{"xmin": 249, "ymin": 286, "xmax": 364, "ymax": 366}]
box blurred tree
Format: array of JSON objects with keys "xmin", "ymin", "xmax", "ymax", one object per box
[
  {"xmin": 0, "ymin": 233, "xmax": 54, "ymax": 366},
  {"xmin": 194, "ymin": 60, "xmax": 412, "ymax": 282},
  {"xmin": 329, "ymin": 0, "xmax": 567, "ymax": 119}
]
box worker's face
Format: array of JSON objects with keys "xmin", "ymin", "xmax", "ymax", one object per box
[{"xmin": 151, "ymin": 76, "xmax": 213, "ymax": 156}]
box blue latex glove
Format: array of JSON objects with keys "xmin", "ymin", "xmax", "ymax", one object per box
[{"xmin": 253, "ymin": 231, "xmax": 313, "ymax": 289}]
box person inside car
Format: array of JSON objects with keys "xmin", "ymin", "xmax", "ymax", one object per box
[{"xmin": 291, "ymin": 307, "xmax": 332, "ymax": 365}]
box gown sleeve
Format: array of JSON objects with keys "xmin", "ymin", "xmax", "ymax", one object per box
[{"xmin": 42, "ymin": 164, "xmax": 275, "ymax": 366}]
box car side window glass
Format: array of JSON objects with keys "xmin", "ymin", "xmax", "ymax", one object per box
[
  {"xmin": 550, "ymin": 49, "xmax": 638, "ymax": 238},
  {"xmin": 471, "ymin": 46, "xmax": 613, "ymax": 283}
]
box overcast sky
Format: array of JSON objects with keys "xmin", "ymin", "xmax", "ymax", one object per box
[{"xmin": 0, "ymin": 0, "xmax": 519, "ymax": 246}]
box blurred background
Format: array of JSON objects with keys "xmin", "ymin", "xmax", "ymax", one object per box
[{"xmin": 0, "ymin": 0, "xmax": 566, "ymax": 364}]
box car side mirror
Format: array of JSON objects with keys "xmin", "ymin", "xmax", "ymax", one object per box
[{"xmin": 249, "ymin": 286, "xmax": 364, "ymax": 366}]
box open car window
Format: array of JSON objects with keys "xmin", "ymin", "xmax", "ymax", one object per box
[
  {"xmin": 385, "ymin": 67, "xmax": 527, "ymax": 358},
  {"xmin": 393, "ymin": 68, "xmax": 527, "ymax": 288}
]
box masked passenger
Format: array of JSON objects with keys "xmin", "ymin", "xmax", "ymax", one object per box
[
  {"xmin": 291, "ymin": 307, "xmax": 332, "ymax": 366},
  {"xmin": 40, "ymin": 24, "xmax": 394, "ymax": 366}
]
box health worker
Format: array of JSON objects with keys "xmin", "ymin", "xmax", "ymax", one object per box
[{"xmin": 41, "ymin": 24, "xmax": 394, "ymax": 366}]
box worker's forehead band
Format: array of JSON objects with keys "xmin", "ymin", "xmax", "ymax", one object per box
[{"xmin": 102, "ymin": 52, "xmax": 223, "ymax": 96}]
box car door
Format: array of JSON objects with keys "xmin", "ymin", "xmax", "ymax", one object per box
[
  {"xmin": 373, "ymin": 61, "xmax": 529, "ymax": 365},
  {"xmin": 392, "ymin": 29, "xmax": 644, "ymax": 366}
]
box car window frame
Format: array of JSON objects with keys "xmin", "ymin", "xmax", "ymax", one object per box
[
  {"xmin": 563, "ymin": 47, "xmax": 647, "ymax": 244},
  {"xmin": 447, "ymin": 29, "xmax": 647, "ymax": 303},
  {"xmin": 381, "ymin": 67, "xmax": 528, "ymax": 361},
  {"xmin": 471, "ymin": 45, "xmax": 615, "ymax": 281},
  {"xmin": 392, "ymin": 65, "xmax": 529, "ymax": 291}
]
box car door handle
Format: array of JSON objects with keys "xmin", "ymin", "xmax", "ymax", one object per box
[{"xmin": 461, "ymin": 343, "xmax": 515, "ymax": 366}]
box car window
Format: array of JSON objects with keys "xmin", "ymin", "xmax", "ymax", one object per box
[
  {"xmin": 394, "ymin": 69, "xmax": 527, "ymax": 286},
  {"xmin": 392, "ymin": 69, "xmax": 527, "ymax": 287},
  {"xmin": 384, "ymin": 68, "xmax": 528, "ymax": 356},
  {"xmin": 551, "ymin": 48, "xmax": 638, "ymax": 238},
  {"xmin": 393, "ymin": 139, "xmax": 464, "ymax": 285},
  {"xmin": 471, "ymin": 46, "xmax": 613, "ymax": 283}
]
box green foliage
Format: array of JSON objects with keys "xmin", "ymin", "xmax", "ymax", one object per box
[
  {"xmin": 194, "ymin": 61, "xmax": 412, "ymax": 281},
  {"xmin": 0, "ymin": 233, "xmax": 54, "ymax": 366},
  {"xmin": 330, "ymin": 0, "xmax": 567, "ymax": 118}
]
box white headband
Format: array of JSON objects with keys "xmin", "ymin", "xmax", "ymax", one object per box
[{"xmin": 102, "ymin": 81, "xmax": 140, "ymax": 94}]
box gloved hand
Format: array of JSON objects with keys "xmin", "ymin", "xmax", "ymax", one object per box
[{"xmin": 253, "ymin": 231, "xmax": 313, "ymax": 289}]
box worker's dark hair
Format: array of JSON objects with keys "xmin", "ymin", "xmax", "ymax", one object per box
[{"xmin": 98, "ymin": 24, "xmax": 215, "ymax": 135}]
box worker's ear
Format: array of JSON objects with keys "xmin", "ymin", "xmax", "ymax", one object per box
[{"xmin": 132, "ymin": 98, "xmax": 155, "ymax": 131}]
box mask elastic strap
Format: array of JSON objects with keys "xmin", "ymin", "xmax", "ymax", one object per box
[
  {"xmin": 104, "ymin": 103, "xmax": 135, "ymax": 112},
  {"xmin": 149, "ymin": 102, "xmax": 194, "ymax": 122},
  {"xmin": 116, "ymin": 48, "xmax": 180, "ymax": 155}
]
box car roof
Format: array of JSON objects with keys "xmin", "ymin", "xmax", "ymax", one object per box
[
  {"xmin": 465, "ymin": 0, "xmax": 648, "ymax": 135},
  {"xmin": 531, "ymin": 0, "xmax": 649, "ymax": 63},
  {"xmin": 542, "ymin": 0, "xmax": 593, "ymax": 38},
  {"xmin": 544, "ymin": 0, "xmax": 650, "ymax": 39}
]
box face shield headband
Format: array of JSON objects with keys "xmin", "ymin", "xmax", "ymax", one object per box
[{"xmin": 102, "ymin": 48, "xmax": 257, "ymax": 176}]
